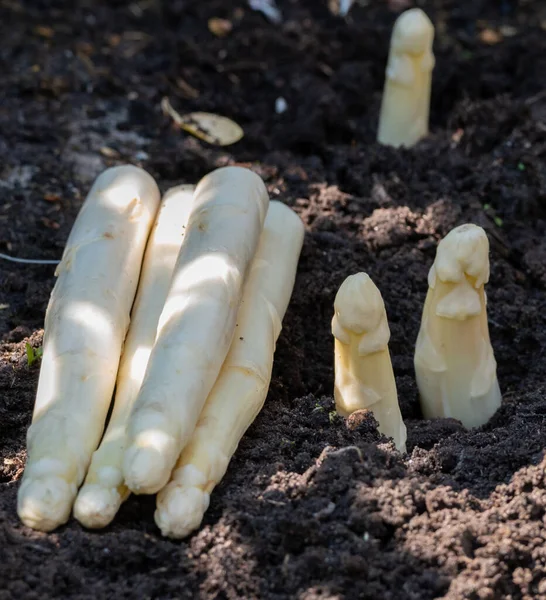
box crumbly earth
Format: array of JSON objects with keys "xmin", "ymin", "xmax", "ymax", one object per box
[{"xmin": 1, "ymin": 0, "xmax": 546, "ymax": 598}]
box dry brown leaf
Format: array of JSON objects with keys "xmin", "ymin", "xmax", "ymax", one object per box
[
  {"xmin": 208, "ymin": 17, "xmax": 233, "ymax": 37},
  {"xmin": 480, "ymin": 28, "xmax": 502, "ymax": 44},
  {"xmin": 33, "ymin": 25, "xmax": 54, "ymax": 38},
  {"xmin": 161, "ymin": 97, "xmax": 243, "ymax": 146}
]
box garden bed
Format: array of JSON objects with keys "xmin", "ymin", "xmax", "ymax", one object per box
[{"xmin": 1, "ymin": 0, "xmax": 546, "ymax": 597}]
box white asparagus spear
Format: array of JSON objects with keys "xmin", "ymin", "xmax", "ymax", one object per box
[
  {"xmin": 377, "ymin": 8, "xmax": 435, "ymax": 148},
  {"xmin": 17, "ymin": 165, "xmax": 161, "ymax": 532},
  {"xmin": 332, "ymin": 273, "xmax": 407, "ymax": 452},
  {"xmin": 155, "ymin": 201, "xmax": 304, "ymax": 538},
  {"xmin": 123, "ymin": 166, "xmax": 269, "ymax": 495},
  {"xmin": 73, "ymin": 185, "xmax": 195, "ymax": 528},
  {"xmin": 414, "ymin": 224, "xmax": 502, "ymax": 428}
]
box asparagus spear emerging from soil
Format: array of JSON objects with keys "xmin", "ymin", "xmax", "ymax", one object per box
[
  {"xmin": 123, "ymin": 166, "xmax": 269, "ymax": 495},
  {"xmin": 332, "ymin": 273, "xmax": 407, "ymax": 452},
  {"xmin": 17, "ymin": 165, "xmax": 161, "ymax": 532},
  {"xmin": 377, "ymin": 8, "xmax": 435, "ymax": 148},
  {"xmin": 414, "ymin": 224, "xmax": 502, "ymax": 429},
  {"xmin": 155, "ymin": 201, "xmax": 304, "ymax": 539},
  {"xmin": 73, "ymin": 185, "xmax": 195, "ymax": 529}
]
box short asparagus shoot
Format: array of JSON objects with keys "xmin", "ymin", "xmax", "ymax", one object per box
[
  {"xmin": 17, "ymin": 165, "xmax": 161, "ymax": 532},
  {"xmin": 73, "ymin": 185, "xmax": 195, "ymax": 529},
  {"xmin": 414, "ymin": 224, "xmax": 501, "ymax": 429},
  {"xmin": 377, "ymin": 8, "xmax": 435, "ymax": 148},
  {"xmin": 332, "ymin": 273, "xmax": 407, "ymax": 452},
  {"xmin": 123, "ymin": 166, "xmax": 269, "ymax": 495},
  {"xmin": 155, "ymin": 201, "xmax": 304, "ymax": 539}
]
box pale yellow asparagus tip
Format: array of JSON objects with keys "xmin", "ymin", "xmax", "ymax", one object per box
[
  {"xmin": 17, "ymin": 470, "xmax": 76, "ymax": 532},
  {"xmin": 414, "ymin": 224, "xmax": 502, "ymax": 429},
  {"xmin": 377, "ymin": 8, "xmax": 435, "ymax": 148},
  {"xmin": 332, "ymin": 273, "xmax": 407, "ymax": 452}
]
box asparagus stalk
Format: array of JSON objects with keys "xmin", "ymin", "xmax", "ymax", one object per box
[
  {"xmin": 414, "ymin": 224, "xmax": 502, "ymax": 428},
  {"xmin": 332, "ymin": 273, "xmax": 407, "ymax": 452},
  {"xmin": 377, "ymin": 8, "xmax": 435, "ymax": 148}
]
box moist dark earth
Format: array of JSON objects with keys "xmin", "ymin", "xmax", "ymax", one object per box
[{"xmin": 1, "ymin": 0, "xmax": 546, "ymax": 598}]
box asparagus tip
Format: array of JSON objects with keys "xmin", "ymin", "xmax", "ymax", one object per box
[
  {"xmin": 17, "ymin": 475, "xmax": 74, "ymax": 532},
  {"xmin": 123, "ymin": 445, "xmax": 172, "ymax": 495},
  {"xmin": 73, "ymin": 483, "xmax": 122, "ymax": 529},
  {"xmin": 155, "ymin": 483, "xmax": 210, "ymax": 539}
]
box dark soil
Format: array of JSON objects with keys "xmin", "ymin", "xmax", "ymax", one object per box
[{"xmin": 1, "ymin": 0, "xmax": 546, "ymax": 598}]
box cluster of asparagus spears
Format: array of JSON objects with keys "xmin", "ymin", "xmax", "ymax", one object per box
[
  {"xmin": 333, "ymin": 224, "xmax": 502, "ymax": 453},
  {"xmin": 332, "ymin": 7, "xmax": 502, "ymax": 451},
  {"xmin": 17, "ymin": 165, "xmax": 304, "ymax": 538},
  {"xmin": 16, "ymin": 6, "xmax": 494, "ymax": 538}
]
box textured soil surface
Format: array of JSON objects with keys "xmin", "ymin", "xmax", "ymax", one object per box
[{"xmin": 1, "ymin": 0, "xmax": 546, "ymax": 598}]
